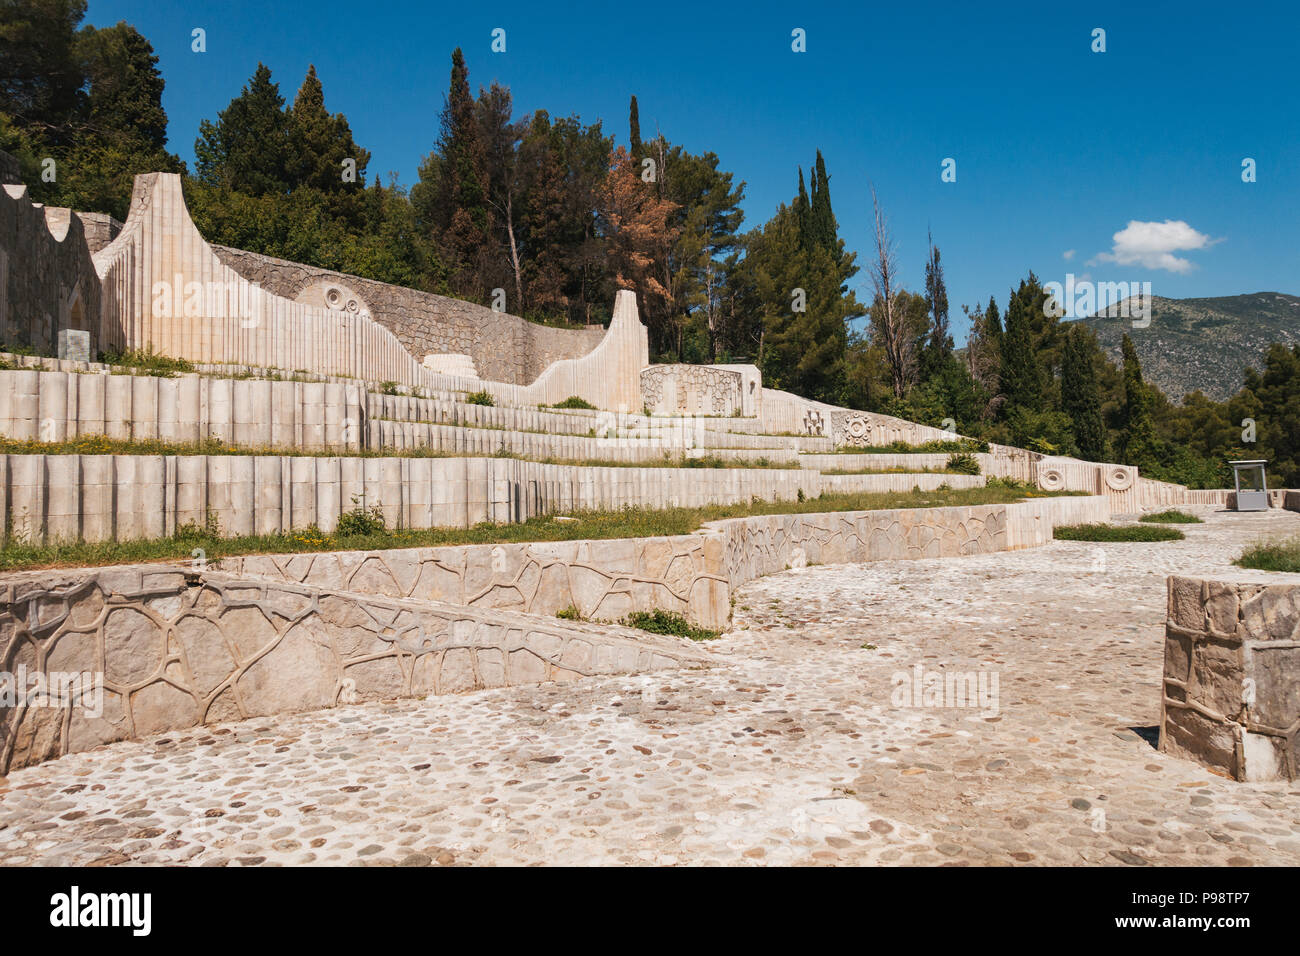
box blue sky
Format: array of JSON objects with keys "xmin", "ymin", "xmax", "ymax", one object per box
[{"xmin": 89, "ymin": 0, "xmax": 1299, "ymax": 342}]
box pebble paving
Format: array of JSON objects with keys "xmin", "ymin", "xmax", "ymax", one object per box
[{"xmin": 3, "ymin": 508, "xmax": 1299, "ymax": 866}]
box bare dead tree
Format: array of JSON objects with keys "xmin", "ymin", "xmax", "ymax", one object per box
[{"xmin": 868, "ymin": 186, "xmax": 914, "ymax": 398}]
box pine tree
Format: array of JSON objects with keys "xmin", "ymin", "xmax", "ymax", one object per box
[
  {"xmin": 0, "ymin": 0, "xmax": 86, "ymax": 141},
  {"xmin": 194, "ymin": 63, "xmax": 291, "ymax": 195},
  {"xmin": 1061, "ymin": 325, "xmax": 1108, "ymax": 460},
  {"xmin": 78, "ymin": 22, "xmax": 168, "ymax": 150},
  {"xmin": 518, "ymin": 111, "xmax": 568, "ymax": 318},
  {"xmin": 1119, "ymin": 333, "xmax": 1159, "ymax": 467},
  {"xmin": 286, "ymin": 65, "xmax": 371, "ymax": 195}
]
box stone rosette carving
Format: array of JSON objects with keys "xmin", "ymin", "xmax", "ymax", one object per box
[
  {"xmin": 1038, "ymin": 466, "xmax": 1066, "ymax": 491},
  {"xmin": 838, "ymin": 414, "xmax": 873, "ymax": 447},
  {"xmin": 1105, "ymin": 466, "xmax": 1135, "ymax": 491},
  {"xmin": 295, "ymin": 278, "xmax": 370, "ymax": 319}
]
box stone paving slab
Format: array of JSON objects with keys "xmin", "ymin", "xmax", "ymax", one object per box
[{"xmin": 1, "ymin": 508, "xmax": 1298, "ymax": 866}]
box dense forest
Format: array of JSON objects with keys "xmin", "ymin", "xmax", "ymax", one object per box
[{"xmin": 1, "ymin": 1, "xmax": 1295, "ymax": 488}]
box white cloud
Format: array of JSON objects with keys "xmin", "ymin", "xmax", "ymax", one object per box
[
  {"xmin": 1062, "ymin": 249, "xmax": 1076, "ymax": 260},
  {"xmin": 1089, "ymin": 219, "xmax": 1216, "ymax": 273}
]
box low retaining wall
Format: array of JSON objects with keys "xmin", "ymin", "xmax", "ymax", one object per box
[
  {"xmin": 220, "ymin": 495, "xmax": 1109, "ymax": 631},
  {"xmin": 0, "ymin": 367, "xmax": 823, "ymax": 458},
  {"xmin": 1160, "ymin": 576, "xmax": 1300, "ymax": 781},
  {"xmin": 0, "ymin": 566, "xmax": 710, "ymax": 772}
]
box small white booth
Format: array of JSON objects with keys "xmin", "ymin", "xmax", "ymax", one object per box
[{"xmin": 1229, "ymin": 459, "xmax": 1270, "ymax": 511}]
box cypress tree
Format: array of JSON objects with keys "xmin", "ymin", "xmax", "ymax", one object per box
[
  {"xmin": 985, "ymin": 295, "xmax": 1002, "ymax": 337},
  {"xmin": 1061, "ymin": 325, "xmax": 1107, "ymax": 460},
  {"xmin": 794, "ymin": 167, "xmax": 810, "ymax": 249},
  {"xmin": 809, "ymin": 149, "xmax": 836, "ymax": 253},
  {"xmin": 922, "ymin": 232, "xmax": 951, "ymax": 375},
  {"xmin": 430, "ymin": 48, "xmax": 490, "ymax": 296},
  {"xmin": 628, "ymin": 94, "xmax": 641, "ymax": 154},
  {"xmin": 999, "ymin": 282, "xmax": 1041, "ymax": 411},
  {"xmin": 1119, "ymin": 333, "xmax": 1159, "ymax": 467}
]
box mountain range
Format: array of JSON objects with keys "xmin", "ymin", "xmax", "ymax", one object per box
[{"xmin": 1072, "ymin": 292, "xmax": 1300, "ymax": 401}]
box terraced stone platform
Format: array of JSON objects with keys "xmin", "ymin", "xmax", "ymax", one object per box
[{"xmin": 2, "ymin": 507, "xmax": 1296, "ymax": 866}]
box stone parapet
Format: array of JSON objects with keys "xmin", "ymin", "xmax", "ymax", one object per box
[{"xmin": 220, "ymin": 495, "xmax": 1109, "ymax": 632}]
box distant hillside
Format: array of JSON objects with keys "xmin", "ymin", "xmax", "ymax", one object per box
[{"xmin": 1072, "ymin": 292, "xmax": 1300, "ymax": 401}]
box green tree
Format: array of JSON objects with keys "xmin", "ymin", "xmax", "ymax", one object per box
[
  {"xmin": 1061, "ymin": 324, "xmax": 1108, "ymax": 460},
  {"xmin": 999, "ymin": 276, "xmax": 1043, "ymax": 412},
  {"xmin": 0, "ymin": 0, "xmax": 86, "ymax": 141},
  {"xmin": 432, "ymin": 48, "xmax": 490, "ymax": 298},
  {"xmin": 920, "ymin": 232, "xmax": 951, "ymax": 377},
  {"xmin": 628, "ymin": 94, "xmax": 641, "ymax": 155},
  {"xmin": 807, "ymin": 150, "xmax": 836, "ymax": 254},
  {"xmin": 286, "ymin": 65, "xmax": 370, "ymax": 197},
  {"xmin": 1251, "ymin": 344, "xmax": 1300, "ymax": 486},
  {"xmin": 1119, "ymin": 333, "xmax": 1159, "ymax": 467},
  {"xmin": 194, "ymin": 63, "xmax": 291, "ymax": 195}
]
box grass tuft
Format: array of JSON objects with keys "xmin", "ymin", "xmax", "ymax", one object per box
[
  {"xmin": 622, "ymin": 608, "xmax": 720, "ymax": 641},
  {"xmin": 1139, "ymin": 509, "xmax": 1203, "ymax": 524},
  {"xmin": 551, "ymin": 396, "xmax": 597, "ymax": 410},
  {"xmin": 1234, "ymin": 534, "xmax": 1300, "ymax": 573},
  {"xmin": 1053, "ymin": 523, "xmax": 1184, "ymax": 542}
]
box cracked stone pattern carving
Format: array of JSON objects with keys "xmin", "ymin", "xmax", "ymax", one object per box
[{"xmin": 0, "ymin": 569, "xmax": 710, "ymax": 772}]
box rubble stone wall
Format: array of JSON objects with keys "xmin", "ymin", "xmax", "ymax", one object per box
[
  {"xmin": 1161, "ymin": 576, "xmax": 1300, "ymax": 781},
  {"xmin": 0, "ymin": 184, "xmax": 102, "ymax": 356},
  {"xmin": 212, "ymin": 244, "xmax": 604, "ymax": 386}
]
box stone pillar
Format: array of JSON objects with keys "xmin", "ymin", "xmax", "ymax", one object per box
[{"xmin": 1161, "ymin": 575, "xmax": 1300, "ymax": 781}]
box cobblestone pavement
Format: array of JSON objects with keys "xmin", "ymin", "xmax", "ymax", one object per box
[{"xmin": 3, "ymin": 508, "xmax": 1299, "ymax": 866}]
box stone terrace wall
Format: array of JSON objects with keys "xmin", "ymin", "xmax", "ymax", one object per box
[
  {"xmin": 212, "ymin": 244, "xmax": 604, "ymax": 386},
  {"xmin": 1161, "ymin": 576, "xmax": 1300, "ymax": 781},
  {"xmin": 1, "ymin": 183, "xmax": 103, "ymax": 356},
  {"xmin": 221, "ymin": 495, "xmax": 1110, "ymax": 632},
  {"xmin": 0, "ymin": 454, "xmax": 821, "ymax": 545},
  {"xmin": 0, "ymin": 566, "xmax": 710, "ymax": 772},
  {"xmin": 0, "ymin": 369, "xmax": 368, "ymax": 450}
]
